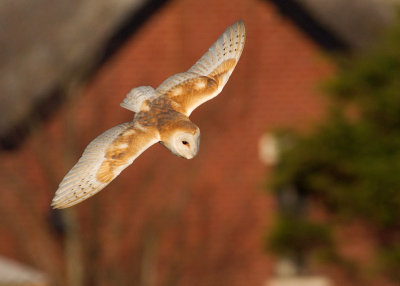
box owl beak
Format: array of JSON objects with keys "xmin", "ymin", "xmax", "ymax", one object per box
[
  {"xmin": 196, "ymin": 133, "xmax": 200, "ymax": 153},
  {"xmin": 193, "ymin": 129, "xmax": 200, "ymax": 158},
  {"xmin": 186, "ymin": 130, "xmax": 200, "ymax": 160}
]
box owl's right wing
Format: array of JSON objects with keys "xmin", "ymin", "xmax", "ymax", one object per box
[
  {"xmin": 156, "ymin": 20, "xmax": 246, "ymax": 116},
  {"xmin": 52, "ymin": 122, "xmax": 160, "ymax": 209}
]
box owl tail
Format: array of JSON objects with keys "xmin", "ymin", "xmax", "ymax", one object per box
[{"xmin": 120, "ymin": 86, "xmax": 157, "ymax": 113}]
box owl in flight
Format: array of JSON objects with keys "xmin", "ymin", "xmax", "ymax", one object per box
[{"xmin": 51, "ymin": 20, "xmax": 246, "ymax": 208}]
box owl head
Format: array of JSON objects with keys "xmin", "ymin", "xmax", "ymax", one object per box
[{"xmin": 161, "ymin": 122, "xmax": 200, "ymax": 159}]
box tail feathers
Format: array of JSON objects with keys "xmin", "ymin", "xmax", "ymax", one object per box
[{"xmin": 120, "ymin": 86, "xmax": 157, "ymax": 113}]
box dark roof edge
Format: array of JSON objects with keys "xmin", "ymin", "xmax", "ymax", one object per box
[
  {"xmin": 268, "ymin": 0, "xmax": 349, "ymax": 52},
  {"xmin": 98, "ymin": 0, "xmax": 169, "ymax": 67}
]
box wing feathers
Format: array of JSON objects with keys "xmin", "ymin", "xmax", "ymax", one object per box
[
  {"xmin": 188, "ymin": 20, "xmax": 245, "ymax": 77},
  {"xmin": 158, "ymin": 20, "xmax": 246, "ymax": 116},
  {"xmin": 52, "ymin": 122, "xmax": 159, "ymax": 209}
]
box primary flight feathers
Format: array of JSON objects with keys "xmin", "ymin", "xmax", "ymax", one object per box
[{"xmin": 52, "ymin": 20, "xmax": 246, "ymax": 208}]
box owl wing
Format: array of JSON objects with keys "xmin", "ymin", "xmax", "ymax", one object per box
[
  {"xmin": 51, "ymin": 122, "xmax": 160, "ymax": 209},
  {"xmin": 156, "ymin": 20, "xmax": 246, "ymax": 116}
]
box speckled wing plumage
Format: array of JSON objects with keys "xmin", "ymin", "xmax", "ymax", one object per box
[
  {"xmin": 156, "ymin": 20, "xmax": 246, "ymax": 116},
  {"xmin": 52, "ymin": 122, "xmax": 160, "ymax": 209}
]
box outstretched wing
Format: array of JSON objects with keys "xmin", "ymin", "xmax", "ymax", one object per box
[
  {"xmin": 156, "ymin": 20, "xmax": 246, "ymax": 116},
  {"xmin": 52, "ymin": 122, "xmax": 160, "ymax": 209}
]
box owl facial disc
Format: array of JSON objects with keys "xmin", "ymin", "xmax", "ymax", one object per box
[{"xmin": 165, "ymin": 128, "xmax": 200, "ymax": 159}]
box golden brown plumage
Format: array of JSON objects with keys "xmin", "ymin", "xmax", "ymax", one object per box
[{"xmin": 51, "ymin": 20, "xmax": 246, "ymax": 208}]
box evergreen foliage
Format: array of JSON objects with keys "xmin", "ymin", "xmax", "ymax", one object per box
[{"xmin": 268, "ymin": 16, "xmax": 400, "ymax": 280}]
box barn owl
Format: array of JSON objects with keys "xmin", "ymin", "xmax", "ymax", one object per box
[{"xmin": 51, "ymin": 20, "xmax": 246, "ymax": 208}]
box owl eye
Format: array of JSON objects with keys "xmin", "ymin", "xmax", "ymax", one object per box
[{"xmin": 182, "ymin": 140, "xmax": 189, "ymax": 146}]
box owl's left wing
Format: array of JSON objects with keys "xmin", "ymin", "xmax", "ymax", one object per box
[
  {"xmin": 156, "ymin": 20, "xmax": 246, "ymax": 116},
  {"xmin": 51, "ymin": 122, "xmax": 159, "ymax": 209}
]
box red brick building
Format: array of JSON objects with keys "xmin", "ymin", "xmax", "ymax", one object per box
[{"xmin": 1, "ymin": 0, "xmax": 391, "ymax": 285}]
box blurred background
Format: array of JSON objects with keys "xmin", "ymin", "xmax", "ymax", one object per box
[{"xmin": 0, "ymin": 0, "xmax": 400, "ymax": 285}]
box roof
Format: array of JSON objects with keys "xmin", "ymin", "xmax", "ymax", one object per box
[
  {"xmin": 270, "ymin": 0, "xmax": 400, "ymax": 51},
  {"xmin": 0, "ymin": 0, "xmax": 158, "ymax": 149},
  {"xmin": 296, "ymin": 0, "xmax": 400, "ymax": 49}
]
